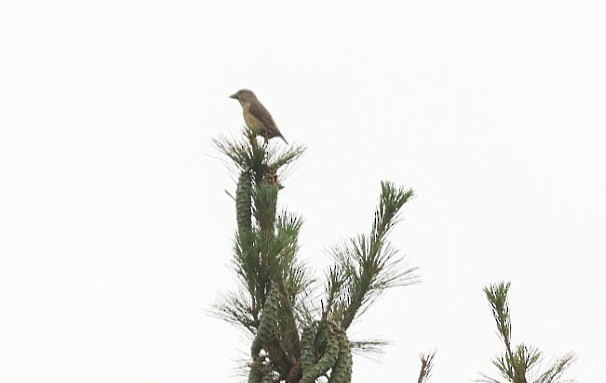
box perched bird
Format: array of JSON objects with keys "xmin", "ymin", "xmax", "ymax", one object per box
[{"xmin": 230, "ymin": 89, "xmax": 288, "ymax": 144}]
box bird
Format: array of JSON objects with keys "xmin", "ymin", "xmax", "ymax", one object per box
[{"xmin": 230, "ymin": 89, "xmax": 288, "ymax": 144}]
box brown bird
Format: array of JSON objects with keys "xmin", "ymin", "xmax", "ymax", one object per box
[{"xmin": 230, "ymin": 89, "xmax": 288, "ymax": 144}]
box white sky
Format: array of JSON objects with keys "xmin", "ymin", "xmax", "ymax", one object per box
[{"xmin": 1, "ymin": 1, "xmax": 605, "ymax": 382}]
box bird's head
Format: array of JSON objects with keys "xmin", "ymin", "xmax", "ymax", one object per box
[{"xmin": 229, "ymin": 89, "xmax": 257, "ymax": 104}]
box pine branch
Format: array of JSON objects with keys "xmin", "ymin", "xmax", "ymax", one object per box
[
  {"xmin": 214, "ymin": 130, "xmax": 311, "ymax": 382},
  {"xmin": 214, "ymin": 131, "xmax": 305, "ymax": 183},
  {"xmin": 334, "ymin": 181, "xmax": 418, "ymax": 330},
  {"xmin": 484, "ymin": 282, "xmax": 516, "ymax": 380},
  {"xmin": 479, "ymin": 282, "xmax": 576, "ymax": 383},
  {"xmin": 211, "ymin": 290, "xmax": 257, "ymax": 334},
  {"xmin": 535, "ymin": 353, "xmax": 576, "ymax": 383},
  {"xmin": 349, "ymin": 338, "xmax": 389, "ymax": 357},
  {"xmin": 417, "ymin": 351, "xmax": 436, "ymax": 383},
  {"xmin": 253, "ymin": 180, "xmax": 279, "ymax": 238}
]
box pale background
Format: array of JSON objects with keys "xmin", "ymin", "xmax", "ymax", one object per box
[{"xmin": 1, "ymin": 1, "xmax": 604, "ymax": 382}]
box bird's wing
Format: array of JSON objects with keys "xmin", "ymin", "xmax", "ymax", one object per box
[{"xmin": 248, "ymin": 101, "xmax": 280, "ymax": 134}]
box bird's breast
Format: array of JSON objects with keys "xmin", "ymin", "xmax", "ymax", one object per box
[{"xmin": 242, "ymin": 103, "xmax": 263, "ymax": 134}]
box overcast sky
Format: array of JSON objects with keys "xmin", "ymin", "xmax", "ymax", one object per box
[{"xmin": 1, "ymin": 1, "xmax": 605, "ymax": 382}]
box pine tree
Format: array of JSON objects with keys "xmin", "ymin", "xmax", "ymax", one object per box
[
  {"xmin": 479, "ymin": 282, "xmax": 576, "ymax": 383},
  {"xmin": 213, "ymin": 129, "xmax": 418, "ymax": 383}
]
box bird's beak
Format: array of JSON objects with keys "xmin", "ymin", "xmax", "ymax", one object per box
[{"xmin": 229, "ymin": 93, "xmax": 238, "ymax": 99}]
